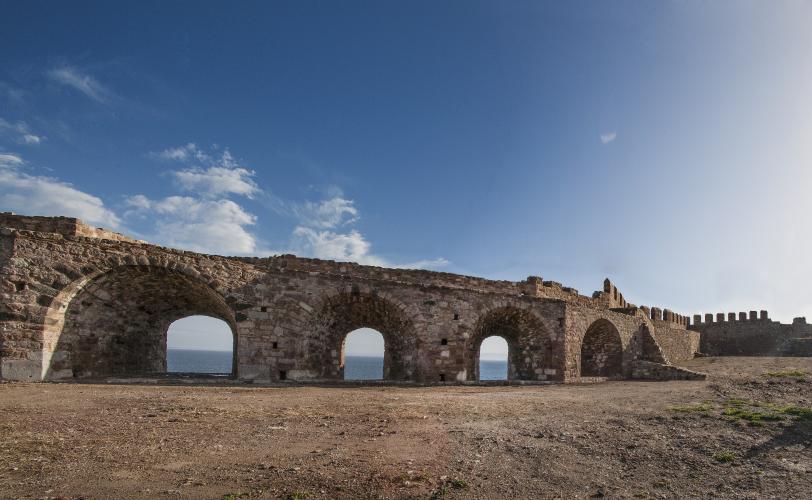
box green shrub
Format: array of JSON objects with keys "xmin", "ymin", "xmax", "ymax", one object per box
[
  {"xmin": 668, "ymin": 403, "xmax": 713, "ymax": 413},
  {"xmin": 721, "ymin": 407, "xmax": 784, "ymax": 423}
]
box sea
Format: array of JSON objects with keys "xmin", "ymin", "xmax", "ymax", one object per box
[{"xmin": 167, "ymin": 349, "xmax": 508, "ymax": 380}]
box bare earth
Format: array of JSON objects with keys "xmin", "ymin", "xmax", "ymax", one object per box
[{"xmin": 1, "ymin": 357, "xmax": 810, "ymax": 500}]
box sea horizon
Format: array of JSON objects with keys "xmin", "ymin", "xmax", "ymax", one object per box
[{"xmin": 167, "ymin": 348, "xmax": 508, "ymax": 380}]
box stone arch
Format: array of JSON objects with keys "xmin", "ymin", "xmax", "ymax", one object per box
[
  {"xmin": 311, "ymin": 290, "xmax": 419, "ymax": 381},
  {"xmin": 580, "ymin": 318, "xmax": 623, "ymax": 378},
  {"xmin": 44, "ymin": 265, "xmax": 237, "ymax": 379},
  {"xmin": 467, "ymin": 306, "xmax": 554, "ymax": 381}
]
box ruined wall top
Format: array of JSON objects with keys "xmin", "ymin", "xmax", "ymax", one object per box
[
  {"xmin": 1, "ymin": 213, "xmax": 685, "ymax": 319},
  {"xmin": 0, "ymin": 212, "xmax": 138, "ymax": 243}
]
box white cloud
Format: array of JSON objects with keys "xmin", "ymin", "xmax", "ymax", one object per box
[
  {"xmin": 124, "ymin": 194, "xmax": 152, "ymax": 212},
  {"xmin": 47, "ymin": 66, "xmax": 112, "ymax": 104},
  {"xmin": 292, "ymin": 197, "xmax": 359, "ymax": 229},
  {"xmin": 290, "ymin": 225, "xmax": 448, "ymax": 269},
  {"xmin": 0, "ymin": 153, "xmax": 120, "ymax": 228},
  {"xmin": 174, "ymin": 165, "xmax": 259, "ymax": 198},
  {"xmin": 151, "ymin": 144, "xmax": 259, "ymax": 198},
  {"xmin": 396, "ymin": 257, "xmax": 450, "ymax": 270},
  {"xmin": 154, "ymin": 143, "xmax": 210, "ymax": 162},
  {"xmin": 126, "ymin": 195, "xmax": 258, "ymax": 255},
  {"xmin": 0, "ymin": 118, "xmax": 45, "ymax": 145},
  {"xmin": 600, "ymin": 132, "xmax": 617, "ymax": 144},
  {"xmin": 291, "ymin": 226, "xmax": 385, "ymax": 265}
]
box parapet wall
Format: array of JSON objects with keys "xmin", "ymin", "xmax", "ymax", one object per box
[{"xmin": 691, "ymin": 311, "xmax": 812, "ymax": 356}]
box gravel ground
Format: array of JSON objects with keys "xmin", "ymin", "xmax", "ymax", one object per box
[{"xmin": 0, "ymin": 356, "xmax": 810, "ymax": 499}]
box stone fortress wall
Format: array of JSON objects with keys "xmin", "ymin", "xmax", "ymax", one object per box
[
  {"xmin": 7, "ymin": 212, "xmax": 791, "ymax": 385},
  {"xmin": 690, "ymin": 311, "xmax": 812, "ymax": 357}
]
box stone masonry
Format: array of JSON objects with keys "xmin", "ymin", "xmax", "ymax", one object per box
[
  {"xmin": 0, "ymin": 213, "xmax": 709, "ymax": 383},
  {"xmin": 691, "ymin": 312, "xmax": 812, "ymax": 357}
]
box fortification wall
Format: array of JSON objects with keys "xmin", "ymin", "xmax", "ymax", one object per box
[
  {"xmin": 691, "ymin": 311, "xmax": 812, "ymax": 356},
  {"xmin": 648, "ymin": 323, "xmax": 700, "ymax": 362},
  {"xmin": 0, "ymin": 213, "xmax": 707, "ymax": 384}
]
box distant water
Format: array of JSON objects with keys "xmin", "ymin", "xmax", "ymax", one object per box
[
  {"xmin": 479, "ymin": 359, "xmax": 508, "ymax": 381},
  {"xmin": 344, "ymin": 355, "xmax": 384, "ymax": 380},
  {"xmin": 166, "ymin": 350, "xmax": 508, "ymax": 380},
  {"xmin": 343, "ymin": 356, "xmax": 508, "ymax": 381},
  {"xmin": 167, "ymin": 348, "xmax": 232, "ymax": 374}
]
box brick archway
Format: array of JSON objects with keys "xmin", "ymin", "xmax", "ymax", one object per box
[
  {"xmin": 580, "ymin": 319, "xmax": 623, "ymax": 378},
  {"xmin": 44, "ymin": 265, "xmax": 236, "ymax": 379}
]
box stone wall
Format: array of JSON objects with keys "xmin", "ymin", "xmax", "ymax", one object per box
[
  {"xmin": 648, "ymin": 322, "xmax": 701, "ymax": 363},
  {"xmin": 0, "ymin": 212, "xmax": 137, "ymax": 243},
  {"xmin": 692, "ymin": 312, "xmax": 812, "ymax": 356},
  {"xmin": 0, "ymin": 213, "xmax": 707, "ymax": 384}
]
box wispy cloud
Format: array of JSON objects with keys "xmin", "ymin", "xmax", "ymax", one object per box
[
  {"xmin": 173, "ymin": 163, "xmax": 258, "ymax": 199},
  {"xmin": 288, "ymin": 226, "xmax": 448, "ymax": 269},
  {"xmin": 153, "ymin": 143, "xmax": 210, "ymax": 162},
  {"xmin": 0, "ymin": 153, "xmax": 120, "ymax": 227},
  {"xmin": 152, "ymin": 144, "xmax": 259, "ymax": 198},
  {"xmin": 0, "ymin": 153, "xmax": 24, "ymax": 166},
  {"xmin": 0, "ymin": 117, "xmax": 45, "ymax": 145},
  {"xmin": 600, "ymin": 131, "xmax": 617, "ymax": 144},
  {"xmin": 0, "ymin": 82, "xmax": 26, "ymax": 105},
  {"xmin": 292, "ymin": 196, "xmax": 359, "ymax": 229},
  {"xmin": 47, "ymin": 66, "xmax": 112, "ymax": 104}
]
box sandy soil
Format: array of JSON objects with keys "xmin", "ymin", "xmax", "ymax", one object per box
[{"xmin": 0, "ymin": 357, "xmax": 810, "ymax": 499}]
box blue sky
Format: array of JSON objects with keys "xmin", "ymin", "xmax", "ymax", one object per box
[{"xmin": 2, "ymin": 1, "xmax": 812, "ymax": 354}]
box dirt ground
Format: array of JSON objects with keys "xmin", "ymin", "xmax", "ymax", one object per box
[{"xmin": 0, "ymin": 357, "xmax": 810, "ymax": 499}]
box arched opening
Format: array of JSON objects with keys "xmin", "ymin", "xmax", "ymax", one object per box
[
  {"xmin": 311, "ymin": 291, "xmax": 419, "ymax": 381},
  {"xmin": 580, "ymin": 319, "xmax": 623, "ymax": 378},
  {"xmin": 467, "ymin": 306, "xmax": 554, "ymax": 382},
  {"xmin": 478, "ymin": 335, "xmax": 508, "ymax": 381},
  {"xmin": 341, "ymin": 328, "xmax": 384, "ymax": 380},
  {"xmin": 44, "ymin": 266, "xmax": 236, "ymax": 379},
  {"xmin": 166, "ymin": 315, "xmax": 235, "ymax": 374}
]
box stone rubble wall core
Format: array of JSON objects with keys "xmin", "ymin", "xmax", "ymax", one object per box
[{"xmin": 0, "ymin": 213, "xmax": 740, "ymax": 384}]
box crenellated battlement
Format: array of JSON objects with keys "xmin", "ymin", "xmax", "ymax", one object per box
[
  {"xmin": 691, "ymin": 310, "xmax": 770, "ymax": 325},
  {"xmin": 639, "ymin": 306, "xmax": 690, "ymax": 328},
  {"xmin": 691, "ymin": 310, "xmax": 812, "ymax": 357},
  {"xmin": 592, "ymin": 278, "xmax": 634, "ymax": 309}
]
